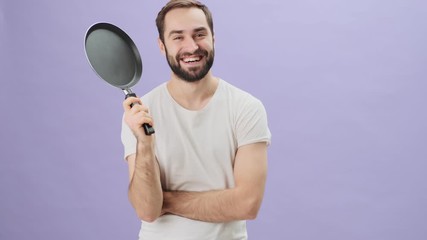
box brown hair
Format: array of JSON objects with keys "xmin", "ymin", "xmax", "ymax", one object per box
[{"xmin": 156, "ymin": 0, "xmax": 214, "ymax": 42}]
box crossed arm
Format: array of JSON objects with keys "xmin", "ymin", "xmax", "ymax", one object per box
[{"xmin": 127, "ymin": 142, "xmax": 268, "ymax": 223}]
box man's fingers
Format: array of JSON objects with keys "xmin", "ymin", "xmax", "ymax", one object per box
[
  {"xmin": 129, "ymin": 104, "xmax": 149, "ymax": 115},
  {"xmin": 123, "ymin": 97, "xmax": 142, "ymax": 111},
  {"xmin": 129, "ymin": 113, "xmax": 154, "ymax": 129}
]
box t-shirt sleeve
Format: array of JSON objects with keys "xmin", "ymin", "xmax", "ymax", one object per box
[
  {"xmin": 236, "ymin": 98, "xmax": 272, "ymax": 147},
  {"xmin": 121, "ymin": 114, "xmax": 137, "ymax": 160}
]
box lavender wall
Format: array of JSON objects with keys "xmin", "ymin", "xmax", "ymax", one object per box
[{"xmin": 1, "ymin": 0, "xmax": 426, "ymax": 239}]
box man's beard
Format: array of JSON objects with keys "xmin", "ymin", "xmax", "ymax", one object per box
[{"xmin": 165, "ymin": 47, "xmax": 215, "ymax": 82}]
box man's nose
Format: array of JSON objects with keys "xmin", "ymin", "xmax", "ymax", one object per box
[{"xmin": 182, "ymin": 37, "xmax": 199, "ymax": 52}]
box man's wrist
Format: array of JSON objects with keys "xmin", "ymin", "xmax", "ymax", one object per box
[
  {"xmin": 137, "ymin": 139, "xmax": 154, "ymax": 151},
  {"xmin": 162, "ymin": 191, "xmax": 172, "ymax": 213}
]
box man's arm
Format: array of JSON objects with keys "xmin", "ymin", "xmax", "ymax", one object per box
[
  {"xmin": 123, "ymin": 97, "xmax": 163, "ymax": 222},
  {"xmin": 162, "ymin": 142, "xmax": 268, "ymax": 223},
  {"xmin": 127, "ymin": 148, "xmax": 163, "ymax": 222}
]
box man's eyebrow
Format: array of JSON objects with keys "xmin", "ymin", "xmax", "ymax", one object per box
[
  {"xmin": 168, "ymin": 27, "xmax": 208, "ymax": 37},
  {"xmin": 168, "ymin": 30, "xmax": 184, "ymax": 37},
  {"xmin": 194, "ymin": 27, "xmax": 208, "ymax": 32}
]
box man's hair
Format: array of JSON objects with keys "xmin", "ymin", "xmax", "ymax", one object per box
[{"xmin": 156, "ymin": 0, "xmax": 214, "ymax": 42}]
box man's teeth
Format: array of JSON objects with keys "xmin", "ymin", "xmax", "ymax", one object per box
[{"xmin": 183, "ymin": 57, "xmax": 201, "ymax": 63}]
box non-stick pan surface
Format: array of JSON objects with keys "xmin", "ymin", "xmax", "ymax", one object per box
[{"xmin": 84, "ymin": 22, "xmax": 142, "ymax": 90}]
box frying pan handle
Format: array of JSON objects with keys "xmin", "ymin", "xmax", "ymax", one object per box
[{"xmin": 125, "ymin": 93, "xmax": 155, "ymax": 135}]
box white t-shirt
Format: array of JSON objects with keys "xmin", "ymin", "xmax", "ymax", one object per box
[{"xmin": 121, "ymin": 79, "xmax": 271, "ymax": 240}]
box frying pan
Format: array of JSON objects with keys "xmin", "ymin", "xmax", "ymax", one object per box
[{"xmin": 84, "ymin": 22, "xmax": 154, "ymax": 135}]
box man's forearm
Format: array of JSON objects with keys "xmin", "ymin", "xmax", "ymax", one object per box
[
  {"xmin": 128, "ymin": 142, "xmax": 163, "ymax": 222},
  {"xmin": 162, "ymin": 188, "xmax": 262, "ymax": 223}
]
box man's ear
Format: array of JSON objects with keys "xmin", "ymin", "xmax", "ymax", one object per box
[{"xmin": 158, "ymin": 38, "xmax": 166, "ymax": 56}]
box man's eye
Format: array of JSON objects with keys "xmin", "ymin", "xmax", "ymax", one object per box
[
  {"xmin": 195, "ymin": 33, "xmax": 206, "ymax": 38},
  {"xmin": 173, "ymin": 36, "xmax": 183, "ymax": 40}
]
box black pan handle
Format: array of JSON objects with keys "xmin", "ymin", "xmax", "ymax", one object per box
[{"xmin": 125, "ymin": 93, "xmax": 155, "ymax": 135}]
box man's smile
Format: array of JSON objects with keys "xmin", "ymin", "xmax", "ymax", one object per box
[{"xmin": 180, "ymin": 54, "xmax": 204, "ymax": 66}]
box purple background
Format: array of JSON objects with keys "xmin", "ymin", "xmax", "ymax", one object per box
[{"xmin": 1, "ymin": 0, "xmax": 427, "ymax": 239}]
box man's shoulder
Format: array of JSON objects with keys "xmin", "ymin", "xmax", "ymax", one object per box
[{"xmin": 220, "ymin": 79, "xmax": 262, "ymax": 105}]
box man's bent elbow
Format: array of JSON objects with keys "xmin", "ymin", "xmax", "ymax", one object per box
[
  {"xmin": 137, "ymin": 210, "xmax": 161, "ymax": 223},
  {"xmin": 243, "ymin": 196, "xmax": 263, "ymax": 220},
  {"xmin": 130, "ymin": 197, "xmax": 162, "ymax": 222},
  {"xmin": 245, "ymin": 206, "xmax": 260, "ymax": 220}
]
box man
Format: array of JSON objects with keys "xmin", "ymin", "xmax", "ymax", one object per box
[{"xmin": 121, "ymin": 0, "xmax": 271, "ymax": 239}]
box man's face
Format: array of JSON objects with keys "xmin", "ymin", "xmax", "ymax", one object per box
[{"xmin": 160, "ymin": 8, "xmax": 215, "ymax": 82}]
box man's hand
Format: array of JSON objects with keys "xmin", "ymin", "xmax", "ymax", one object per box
[{"xmin": 123, "ymin": 97, "xmax": 154, "ymax": 145}]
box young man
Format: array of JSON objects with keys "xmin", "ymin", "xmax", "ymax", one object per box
[{"xmin": 121, "ymin": 1, "xmax": 271, "ymax": 239}]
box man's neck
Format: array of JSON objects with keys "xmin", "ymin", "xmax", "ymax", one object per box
[{"xmin": 167, "ymin": 73, "xmax": 219, "ymax": 111}]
